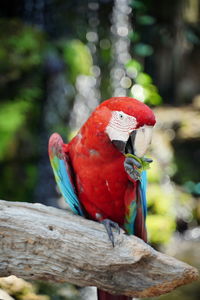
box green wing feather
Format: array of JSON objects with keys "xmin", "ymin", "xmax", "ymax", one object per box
[{"xmin": 48, "ymin": 133, "xmax": 84, "ymax": 216}]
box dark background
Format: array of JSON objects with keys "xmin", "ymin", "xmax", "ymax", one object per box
[{"xmin": 0, "ymin": 0, "xmax": 199, "ymax": 299}]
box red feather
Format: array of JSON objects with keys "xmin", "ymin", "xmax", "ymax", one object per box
[{"xmin": 50, "ymin": 97, "xmax": 155, "ymax": 299}]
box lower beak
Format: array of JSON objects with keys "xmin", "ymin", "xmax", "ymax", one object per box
[
  {"xmin": 124, "ymin": 131, "xmax": 136, "ymax": 155},
  {"xmin": 112, "ymin": 140, "xmax": 126, "ymax": 153}
]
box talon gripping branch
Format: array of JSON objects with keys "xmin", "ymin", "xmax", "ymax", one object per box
[{"xmin": 49, "ymin": 97, "xmax": 156, "ymax": 300}]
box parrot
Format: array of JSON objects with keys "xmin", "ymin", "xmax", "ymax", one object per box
[{"xmin": 48, "ymin": 97, "xmax": 156, "ymax": 300}]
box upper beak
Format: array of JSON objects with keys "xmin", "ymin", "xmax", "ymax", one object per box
[
  {"xmin": 130, "ymin": 125, "xmax": 153, "ymax": 158},
  {"xmin": 112, "ymin": 125, "xmax": 153, "ymax": 158}
]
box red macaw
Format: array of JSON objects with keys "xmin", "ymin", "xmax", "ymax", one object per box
[{"xmin": 49, "ymin": 97, "xmax": 156, "ymax": 300}]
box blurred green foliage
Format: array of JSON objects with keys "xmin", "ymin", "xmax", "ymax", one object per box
[
  {"xmin": 0, "ymin": 19, "xmax": 44, "ymax": 81},
  {"xmin": 63, "ymin": 40, "xmax": 93, "ymax": 82},
  {"xmin": 36, "ymin": 281, "xmax": 80, "ymax": 300},
  {"xmin": 146, "ymin": 184, "xmax": 176, "ymax": 245},
  {"xmin": 0, "ymin": 100, "xmax": 31, "ymax": 160},
  {"xmin": 185, "ymin": 181, "xmax": 200, "ymax": 196},
  {"xmin": 0, "ymin": 276, "xmax": 49, "ymax": 300},
  {"xmin": 146, "ymin": 158, "xmax": 176, "ymax": 245},
  {"xmin": 127, "ymin": 0, "xmax": 163, "ymax": 105},
  {"xmin": 0, "ymin": 19, "xmax": 44, "ymax": 202},
  {"xmin": 134, "ymin": 43, "xmax": 153, "ymax": 57},
  {"xmin": 126, "ymin": 59, "xmax": 162, "ymax": 105},
  {"xmin": 130, "ymin": 0, "xmax": 155, "ymax": 57},
  {"xmin": 147, "ymin": 215, "xmax": 176, "ymax": 245}
]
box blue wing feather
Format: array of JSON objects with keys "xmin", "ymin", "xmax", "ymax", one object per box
[
  {"xmin": 140, "ymin": 170, "xmax": 147, "ymax": 219},
  {"xmin": 49, "ymin": 133, "xmax": 84, "ymax": 216},
  {"xmin": 124, "ymin": 170, "xmax": 148, "ymax": 240}
]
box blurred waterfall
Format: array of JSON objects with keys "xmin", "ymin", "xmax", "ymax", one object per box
[
  {"xmin": 23, "ymin": 1, "xmax": 75, "ymax": 205},
  {"xmin": 34, "ymin": 53, "xmax": 74, "ymax": 206},
  {"xmin": 69, "ymin": 0, "xmax": 101, "ymax": 131},
  {"xmin": 110, "ymin": 0, "xmax": 132, "ymax": 96}
]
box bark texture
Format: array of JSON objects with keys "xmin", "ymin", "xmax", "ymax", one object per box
[{"xmin": 0, "ymin": 200, "xmax": 198, "ymax": 298}]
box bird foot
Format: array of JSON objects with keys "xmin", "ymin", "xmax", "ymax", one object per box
[
  {"xmin": 124, "ymin": 156, "xmax": 142, "ymax": 181},
  {"xmin": 101, "ymin": 219, "xmax": 120, "ymax": 247}
]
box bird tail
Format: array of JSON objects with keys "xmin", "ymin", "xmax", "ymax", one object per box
[{"xmin": 97, "ymin": 289, "xmax": 132, "ymax": 300}]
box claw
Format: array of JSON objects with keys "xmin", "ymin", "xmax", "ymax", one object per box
[
  {"xmin": 143, "ymin": 157, "xmax": 153, "ymax": 163},
  {"xmin": 131, "ymin": 169, "xmax": 141, "ymax": 181},
  {"xmin": 101, "ymin": 219, "xmax": 120, "ymax": 247},
  {"xmin": 125, "ymin": 157, "xmax": 142, "ymax": 169},
  {"xmin": 124, "ymin": 157, "xmax": 141, "ymax": 181}
]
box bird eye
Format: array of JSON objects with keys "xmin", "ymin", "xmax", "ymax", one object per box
[{"xmin": 119, "ymin": 113, "xmax": 124, "ymax": 120}]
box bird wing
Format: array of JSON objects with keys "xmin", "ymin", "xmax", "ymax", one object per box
[
  {"xmin": 48, "ymin": 133, "xmax": 84, "ymax": 216},
  {"xmin": 124, "ymin": 171, "xmax": 147, "ymax": 241}
]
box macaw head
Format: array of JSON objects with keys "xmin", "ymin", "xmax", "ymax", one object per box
[{"xmin": 98, "ymin": 97, "xmax": 156, "ymax": 158}]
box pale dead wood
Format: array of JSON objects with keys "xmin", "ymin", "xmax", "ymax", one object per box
[{"xmin": 0, "ymin": 200, "xmax": 198, "ymax": 298}]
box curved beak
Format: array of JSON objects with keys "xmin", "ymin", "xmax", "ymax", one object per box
[
  {"xmin": 112, "ymin": 125, "xmax": 153, "ymax": 158},
  {"xmin": 128, "ymin": 125, "xmax": 153, "ymax": 158}
]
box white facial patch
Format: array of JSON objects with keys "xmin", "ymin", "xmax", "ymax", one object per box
[
  {"xmin": 133, "ymin": 125, "xmax": 153, "ymax": 157},
  {"xmin": 106, "ymin": 111, "xmax": 137, "ymax": 142}
]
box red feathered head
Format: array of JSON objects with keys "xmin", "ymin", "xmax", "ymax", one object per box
[{"xmin": 96, "ymin": 97, "xmax": 156, "ymax": 157}]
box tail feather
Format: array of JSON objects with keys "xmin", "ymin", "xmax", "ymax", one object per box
[{"xmin": 97, "ymin": 289, "xmax": 132, "ymax": 300}]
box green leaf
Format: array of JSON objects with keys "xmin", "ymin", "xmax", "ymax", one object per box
[
  {"xmin": 130, "ymin": 0, "xmax": 146, "ymax": 11},
  {"xmin": 146, "ymin": 215, "xmax": 176, "ymax": 244},
  {"xmin": 136, "ymin": 72, "xmax": 152, "ymax": 85},
  {"xmin": 0, "ymin": 19, "xmax": 45, "ymax": 75},
  {"xmin": 137, "ymin": 15, "xmax": 155, "ymax": 25},
  {"xmin": 186, "ymin": 29, "xmax": 200, "ymax": 44},
  {"xmin": 129, "ymin": 31, "xmax": 140, "ymax": 42},
  {"xmin": 134, "ymin": 43, "xmax": 153, "ymax": 56},
  {"xmin": 125, "ymin": 59, "xmax": 143, "ymax": 73},
  {"xmin": 0, "ymin": 100, "xmax": 32, "ymax": 160},
  {"xmin": 125, "ymin": 153, "xmax": 151, "ymax": 173},
  {"xmin": 63, "ymin": 40, "xmax": 93, "ymax": 82},
  {"xmin": 143, "ymin": 85, "xmax": 162, "ymax": 105}
]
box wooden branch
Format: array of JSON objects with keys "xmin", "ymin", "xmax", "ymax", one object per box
[{"xmin": 0, "ymin": 200, "xmax": 198, "ymax": 298}]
